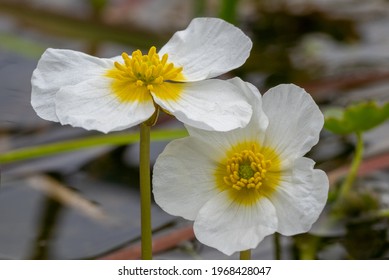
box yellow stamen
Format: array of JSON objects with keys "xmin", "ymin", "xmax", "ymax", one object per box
[
  {"xmin": 105, "ymin": 46, "xmax": 185, "ymax": 103},
  {"xmin": 224, "ymin": 149, "xmax": 271, "ymax": 191},
  {"xmin": 214, "ymin": 142, "xmax": 281, "ymax": 206}
]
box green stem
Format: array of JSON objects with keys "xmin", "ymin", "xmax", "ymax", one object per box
[
  {"xmin": 139, "ymin": 123, "xmax": 152, "ymax": 260},
  {"xmin": 273, "ymin": 233, "xmax": 281, "ymax": 260},
  {"xmin": 193, "ymin": 0, "xmax": 206, "ymax": 17},
  {"xmin": 339, "ymin": 131, "xmax": 364, "ymax": 198},
  {"xmin": 239, "ymin": 250, "xmax": 251, "ymax": 260},
  {"xmin": 219, "ymin": 0, "xmax": 240, "ymax": 24}
]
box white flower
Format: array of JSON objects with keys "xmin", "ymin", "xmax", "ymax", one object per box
[
  {"xmin": 31, "ymin": 18, "xmax": 253, "ymax": 133},
  {"xmin": 152, "ymin": 78, "xmax": 329, "ymax": 256}
]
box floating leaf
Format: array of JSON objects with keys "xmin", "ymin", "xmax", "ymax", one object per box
[{"xmin": 324, "ymin": 101, "xmax": 389, "ymax": 134}]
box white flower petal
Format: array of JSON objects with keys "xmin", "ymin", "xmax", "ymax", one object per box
[
  {"xmin": 152, "ymin": 79, "xmax": 252, "ymax": 131},
  {"xmin": 31, "ymin": 48, "xmax": 114, "ymax": 122},
  {"xmin": 159, "ymin": 18, "xmax": 252, "ymax": 81},
  {"xmin": 152, "ymin": 137, "xmax": 221, "ymax": 220},
  {"xmin": 269, "ymin": 157, "xmax": 329, "ymax": 235},
  {"xmin": 184, "ymin": 78, "xmax": 268, "ymax": 151},
  {"xmin": 221, "ymin": 77, "xmax": 268, "ymax": 141},
  {"xmin": 55, "ymin": 77, "xmax": 155, "ymax": 133},
  {"xmin": 194, "ymin": 192, "xmax": 278, "ymax": 255},
  {"xmin": 262, "ymin": 84, "xmax": 324, "ymax": 163}
]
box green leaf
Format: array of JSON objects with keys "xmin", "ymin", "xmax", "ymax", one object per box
[
  {"xmin": 324, "ymin": 101, "xmax": 389, "ymax": 134},
  {"xmin": 0, "ymin": 129, "xmax": 188, "ymax": 164}
]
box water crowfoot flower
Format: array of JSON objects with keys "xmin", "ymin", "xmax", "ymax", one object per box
[
  {"xmin": 152, "ymin": 78, "xmax": 329, "ymax": 256},
  {"xmin": 31, "ymin": 18, "xmax": 253, "ymax": 133}
]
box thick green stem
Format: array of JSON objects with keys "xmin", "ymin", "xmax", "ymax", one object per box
[
  {"xmin": 240, "ymin": 250, "xmax": 251, "ymax": 260},
  {"xmin": 139, "ymin": 123, "xmax": 152, "ymax": 260},
  {"xmin": 339, "ymin": 131, "xmax": 364, "ymax": 198}
]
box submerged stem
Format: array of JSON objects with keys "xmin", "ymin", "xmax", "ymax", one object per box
[
  {"xmin": 140, "ymin": 122, "xmax": 152, "ymax": 260},
  {"xmin": 240, "ymin": 250, "xmax": 251, "ymax": 260}
]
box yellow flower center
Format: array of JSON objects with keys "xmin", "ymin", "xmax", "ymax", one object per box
[
  {"xmin": 224, "ymin": 150, "xmax": 271, "ymax": 191},
  {"xmin": 105, "ymin": 46, "xmax": 184, "ymax": 103},
  {"xmin": 215, "ymin": 142, "xmax": 281, "ymax": 206}
]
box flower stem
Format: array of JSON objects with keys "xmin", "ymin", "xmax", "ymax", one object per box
[
  {"xmin": 239, "ymin": 250, "xmax": 251, "ymax": 260},
  {"xmin": 273, "ymin": 233, "xmax": 281, "ymax": 260},
  {"xmin": 140, "ymin": 122, "xmax": 152, "ymax": 260},
  {"xmin": 339, "ymin": 131, "xmax": 364, "ymax": 199}
]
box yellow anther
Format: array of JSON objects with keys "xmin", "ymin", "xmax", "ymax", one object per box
[
  {"xmin": 161, "ymin": 54, "xmax": 168, "ymax": 65},
  {"xmin": 141, "ymin": 63, "xmax": 148, "ymax": 75},
  {"xmin": 155, "ymin": 76, "xmax": 163, "ymax": 84},
  {"xmin": 164, "ymin": 63, "xmax": 174, "ymax": 73},
  {"xmin": 114, "ymin": 61, "xmax": 126, "ymax": 71},
  {"xmin": 148, "ymin": 46, "xmax": 156, "ymax": 57}
]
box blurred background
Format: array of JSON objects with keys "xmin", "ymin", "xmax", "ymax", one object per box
[{"xmin": 0, "ymin": 0, "xmax": 389, "ymax": 260}]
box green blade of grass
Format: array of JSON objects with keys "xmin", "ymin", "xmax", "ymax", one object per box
[{"xmin": 0, "ymin": 129, "xmax": 188, "ymax": 164}]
